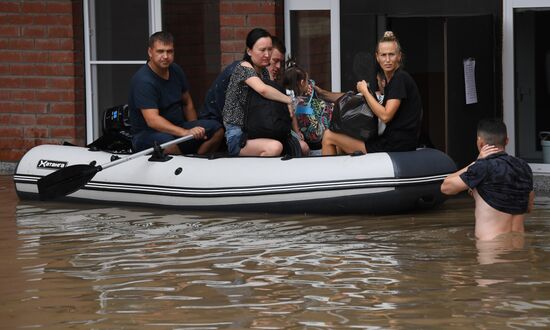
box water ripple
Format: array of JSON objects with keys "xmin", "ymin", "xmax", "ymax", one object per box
[{"xmin": 8, "ymin": 201, "xmax": 550, "ymax": 329}]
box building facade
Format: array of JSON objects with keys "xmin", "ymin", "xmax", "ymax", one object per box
[{"xmin": 1, "ymin": 0, "xmax": 549, "ymax": 173}]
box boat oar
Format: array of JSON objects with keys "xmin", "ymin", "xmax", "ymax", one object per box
[{"xmin": 37, "ymin": 135, "xmax": 193, "ymax": 200}]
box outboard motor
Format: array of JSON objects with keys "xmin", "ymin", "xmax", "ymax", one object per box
[
  {"xmin": 87, "ymin": 104, "xmax": 133, "ymax": 153},
  {"xmin": 103, "ymin": 104, "xmax": 131, "ymax": 133}
]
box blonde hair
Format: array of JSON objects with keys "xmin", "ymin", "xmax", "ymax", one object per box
[
  {"xmin": 376, "ymin": 31, "xmax": 402, "ymax": 54},
  {"xmin": 376, "ymin": 31, "xmax": 403, "ymax": 67}
]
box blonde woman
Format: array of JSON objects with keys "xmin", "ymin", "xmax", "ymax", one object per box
[{"xmin": 321, "ymin": 31, "xmax": 422, "ymax": 155}]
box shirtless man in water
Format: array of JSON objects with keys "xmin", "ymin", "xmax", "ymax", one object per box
[{"xmin": 440, "ymin": 119, "xmax": 534, "ymax": 241}]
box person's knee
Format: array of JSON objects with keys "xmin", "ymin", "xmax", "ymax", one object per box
[
  {"xmin": 263, "ymin": 140, "xmax": 283, "ymax": 156},
  {"xmin": 301, "ymin": 141, "xmax": 310, "ymax": 154},
  {"xmin": 132, "ymin": 131, "xmax": 173, "ymax": 152},
  {"xmin": 209, "ymin": 128, "xmax": 225, "ymax": 151},
  {"xmin": 164, "ymin": 144, "xmax": 182, "ymax": 155},
  {"xmin": 322, "ymin": 129, "xmax": 335, "ymax": 146},
  {"xmin": 212, "ymin": 127, "xmax": 224, "ymax": 141}
]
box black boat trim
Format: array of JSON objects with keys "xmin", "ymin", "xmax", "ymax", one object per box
[{"xmin": 14, "ymin": 173, "xmax": 450, "ymax": 198}]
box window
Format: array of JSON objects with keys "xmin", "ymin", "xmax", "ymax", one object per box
[
  {"xmin": 84, "ymin": 0, "xmax": 220, "ymax": 142},
  {"xmin": 84, "ymin": 0, "xmax": 158, "ymax": 141},
  {"xmin": 504, "ymin": 0, "xmax": 550, "ymax": 165},
  {"xmin": 285, "ymin": 0, "xmax": 340, "ymax": 91},
  {"xmin": 512, "ymin": 8, "xmax": 550, "ymax": 162}
]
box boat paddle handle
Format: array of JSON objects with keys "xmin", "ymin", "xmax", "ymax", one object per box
[{"xmin": 100, "ymin": 135, "xmax": 193, "ymax": 170}]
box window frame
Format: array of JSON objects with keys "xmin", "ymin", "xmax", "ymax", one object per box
[
  {"xmin": 503, "ymin": 0, "xmax": 550, "ymax": 166},
  {"xmin": 284, "ymin": 0, "xmax": 341, "ymax": 92},
  {"xmin": 83, "ymin": 0, "xmax": 162, "ymax": 142}
]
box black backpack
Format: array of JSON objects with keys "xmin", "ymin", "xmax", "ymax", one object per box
[{"xmin": 243, "ymin": 79, "xmax": 292, "ymax": 142}]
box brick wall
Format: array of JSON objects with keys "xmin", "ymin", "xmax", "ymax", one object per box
[
  {"xmin": 219, "ymin": 0, "xmax": 284, "ymax": 67},
  {"xmin": 0, "ymin": 0, "xmax": 84, "ymax": 163},
  {"xmin": 164, "ymin": 0, "xmax": 221, "ymax": 111}
]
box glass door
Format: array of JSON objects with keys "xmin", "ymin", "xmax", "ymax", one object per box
[
  {"xmin": 504, "ymin": 0, "xmax": 550, "ymax": 165},
  {"xmin": 284, "ymin": 0, "xmax": 340, "ymax": 91},
  {"xmin": 84, "ymin": 0, "xmax": 161, "ymax": 142}
]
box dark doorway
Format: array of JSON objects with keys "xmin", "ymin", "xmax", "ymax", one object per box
[
  {"xmin": 446, "ymin": 15, "xmax": 497, "ymax": 167},
  {"xmin": 388, "ymin": 18, "xmax": 445, "ymax": 152},
  {"xmin": 389, "ymin": 15, "xmax": 497, "ymax": 168}
]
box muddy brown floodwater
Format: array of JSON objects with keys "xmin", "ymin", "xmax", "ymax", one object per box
[{"xmin": 1, "ymin": 174, "xmax": 550, "ymax": 329}]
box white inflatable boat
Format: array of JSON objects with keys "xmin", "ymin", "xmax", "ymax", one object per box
[{"xmin": 14, "ymin": 141, "xmax": 456, "ymax": 214}]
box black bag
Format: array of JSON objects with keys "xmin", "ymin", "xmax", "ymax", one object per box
[
  {"xmin": 329, "ymin": 92, "xmax": 378, "ymax": 141},
  {"xmin": 244, "ymin": 79, "xmax": 292, "ymax": 142}
]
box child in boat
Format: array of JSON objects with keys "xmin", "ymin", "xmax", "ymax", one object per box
[{"xmin": 283, "ymin": 65, "xmax": 333, "ymax": 151}]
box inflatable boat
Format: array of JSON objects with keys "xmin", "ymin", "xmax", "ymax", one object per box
[{"xmin": 13, "ymin": 139, "xmax": 456, "ymax": 214}]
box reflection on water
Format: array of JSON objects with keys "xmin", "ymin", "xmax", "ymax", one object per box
[{"xmin": 2, "ymin": 175, "xmax": 550, "ymax": 329}]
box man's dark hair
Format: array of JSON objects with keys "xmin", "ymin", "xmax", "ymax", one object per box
[
  {"xmin": 271, "ymin": 36, "xmax": 286, "ymax": 54},
  {"xmin": 149, "ymin": 31, "xmax": 174, "ymax": 48},
  {"xmin": 477, "ymin": 118, "xmax": 507, "ymax": 146}
]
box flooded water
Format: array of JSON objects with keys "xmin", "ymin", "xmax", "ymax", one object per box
[{"xmin": 1, "ymin": 175, "xmax": 550, "ymax": 329}]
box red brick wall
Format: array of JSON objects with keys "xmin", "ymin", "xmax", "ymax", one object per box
[
  {"xmin": 164, "ymin": 0, "xmax": 221, "ymax": 111},
  {"xmin": 0, "ymin": 0, "xmax": 84, "ymax": 163},
  {"xmin": 219, "ymin": 0, "xmax": 284, "ymax": 67}
]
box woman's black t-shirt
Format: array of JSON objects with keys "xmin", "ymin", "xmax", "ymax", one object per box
[{"xmin": 366, "ymin": 68, "xmax": 422, "ymax": 152}]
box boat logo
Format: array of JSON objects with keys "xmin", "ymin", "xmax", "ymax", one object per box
[{"xmin": 37, "ymin": 159, "xmax": 68, "ymax": 169}]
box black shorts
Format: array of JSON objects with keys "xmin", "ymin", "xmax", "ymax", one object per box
[{"xmin": 365, "ymin": 134, "xmax": 417, "ymax": 153}]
